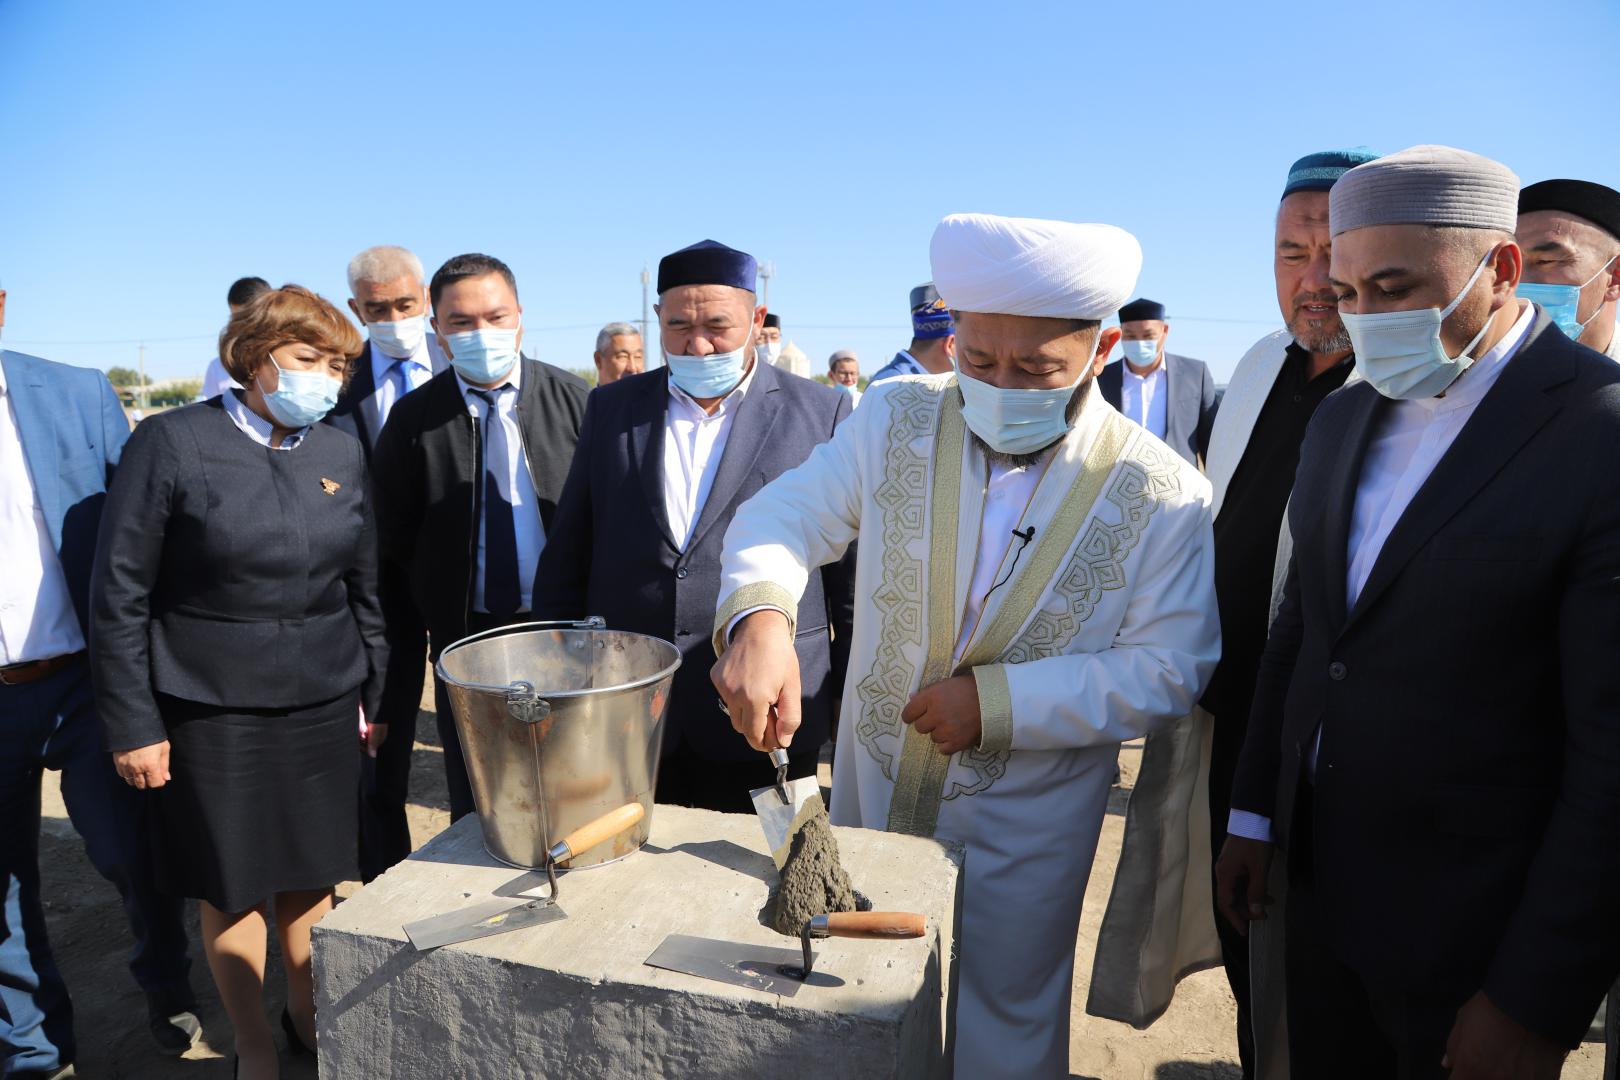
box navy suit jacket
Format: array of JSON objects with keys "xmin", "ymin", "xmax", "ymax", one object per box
[
  {"xmin": 1097, "ymin": 352, "xmax": 1218, "ymax": 466},
  {"xmin": 534, "ymin": 362, "xmax": 856, "ymax": 764},
  {"xmin": 1231, "ymin": 312, "xmax": 1620, "ymax": 1046},
  {"xmin": 1, "ymin": 350, "xmax": 129, "ymax": 632}
]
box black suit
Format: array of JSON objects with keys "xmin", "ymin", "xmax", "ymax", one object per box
[
  {"xmin": 371, "ymin": 358, "xmax": 588, "ymax": 818},
  {"xmin": 325, "ymin": 343, "xmax": 436, "ymax": 879},
  {"xmin": 1097, "ymin": 352, "xmax": 1218, "ymax": 466},
  {"xmin": 534, "ymin": 364, "xmax": 855, "ymax": 811},
  {"xmin": 1232, "ymin": 311, "xmax": 1620, "ymax": 1068}
]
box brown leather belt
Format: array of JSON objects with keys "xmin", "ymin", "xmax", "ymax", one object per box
[{"xmin": 0, "ymin": 650, "xmax": 86, "ymax": 687}]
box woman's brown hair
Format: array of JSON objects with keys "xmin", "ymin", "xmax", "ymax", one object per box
[{"xmin": 218, "ymin": 284, "xmax": 364, "ymax": 387}]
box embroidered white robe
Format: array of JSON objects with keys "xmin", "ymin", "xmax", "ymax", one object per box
[{"xmin": 715, "ymin": 373, "xmax": 1220, "ymax": 1078}]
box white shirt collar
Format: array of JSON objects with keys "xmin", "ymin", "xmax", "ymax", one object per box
[
  {"xmin": 667, "ymin": 357, "xmax": 760, "ymax": 416},
  {"xmin": 0, "ymin": 359, "xmax": 9, "ymax": 395},
  {"xmin": 455, "ymin": 356, "xmax": 524, "ymax": 405},
  {"xmin": 1418, "ymin": 300, "xmax": 1534, "ymax": 416},
  {"xmin": 223, "ymin": 388, "xmax": 307, "ymax": 450},
  {"xmin": 1124, "ymin": 358, "xmax": 1166, "ymax": 381}
]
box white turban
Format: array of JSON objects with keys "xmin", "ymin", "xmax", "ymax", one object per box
[{"xmin": 929, "ymin": 213, "xmax": 1143, "ymax": 320}]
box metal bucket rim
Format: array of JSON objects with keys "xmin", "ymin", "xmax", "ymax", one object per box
[{"xmin": 434, "ymin": 620, "xmax": 683, "ymax": 701}]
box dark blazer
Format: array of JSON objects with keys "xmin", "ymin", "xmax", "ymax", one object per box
[
  {"xmin": 533, "ymin": 363, "xmax": 856, "ymax": 764},
  {"xmin": 371, "ymin": 358, "xmax": 589, "ymax": 652},
  {"xmin": 325, "ymin": 340, "xmax": 386, "ymax": 459},
  {"xmin": 90, "ymin": 398, "xmax": 388, "ymax": 751},
  {"xmin": 1, "ymin": 351, "xmax": 129, "ymax": 634},
  {"xmin": 1230, "ymin": 311, "xmax": 1620, "ymax": 1047},
  {"xmin": 1098, "ymin": 352, "xmax": 1218, "ymax": 466}
]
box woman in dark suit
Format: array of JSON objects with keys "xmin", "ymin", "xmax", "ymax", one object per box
[{"xmin": 91, "ymin": 285, "xmax": 387, "ymax": 1079}]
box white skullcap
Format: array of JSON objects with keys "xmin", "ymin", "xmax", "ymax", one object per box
[
  {"xmin": 1330, "ymin": 145, "xmax": 1519, "ymax": 237},
  {"xmin": 929, "ymin": 213, "xmax": 1142, "ymax": 320}
]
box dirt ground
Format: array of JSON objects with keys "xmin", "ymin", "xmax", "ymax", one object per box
[{"xmin": 38, "ymin": 706, "xmax": 1607, "ymax": 1078}]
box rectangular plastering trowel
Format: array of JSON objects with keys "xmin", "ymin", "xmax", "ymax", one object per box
[
  {"xmin": 644, "ymin": 911, "xmax": 928, "ymax": 997},
  {"xmin": 402, "ymin": 803, "xmax": 644, "ymax": 951}
]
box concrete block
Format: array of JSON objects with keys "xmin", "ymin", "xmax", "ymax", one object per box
[{"xmin": 314, "ymin": 805, "xmax": 963, "ymax": 1079}]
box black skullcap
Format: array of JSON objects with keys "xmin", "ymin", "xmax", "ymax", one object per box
[
  {"xmin": 657, "ymin": 239, "xmax": 758, "ymax": 295},
  {"xmin": 1118, "ymin": 298, "xmax": 1167, "ymax": 323},
  {"xmin": 1519, "ymin": 179, "xmax": 1620, "ymax": 243}
]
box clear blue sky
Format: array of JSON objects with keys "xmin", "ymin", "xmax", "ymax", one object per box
[{"xmin": 3, "ymin": 0, "xmax": 1616, "ymax": 385}]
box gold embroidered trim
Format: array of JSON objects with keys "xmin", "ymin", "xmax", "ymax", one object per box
[
  {"xmin": 886, "ymin": 386, "xmax": 966, "ymax": 837},
  {"xmin": 972, "ymin": 664, "xmax": 1014, "ymax": 753},
  {"xmin": 711, "ymin": 581, "xmax": 799, "ymax": 657},
  {"xmin": 854, "ymin": 381, "xmax": 940, "ymax": 779},
  {"xmin": 955, "ymin": 410, "xmax": 1134, "ymax": 672}
]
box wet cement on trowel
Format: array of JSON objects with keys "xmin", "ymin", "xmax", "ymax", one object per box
[{"xmin": 762, "ymin": 811, "xmax": 859, "ymax": 936}]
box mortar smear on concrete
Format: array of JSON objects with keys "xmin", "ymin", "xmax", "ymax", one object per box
[{"xmin": 763, "ymin": 812, "xmax": 858, "ymax": 936}]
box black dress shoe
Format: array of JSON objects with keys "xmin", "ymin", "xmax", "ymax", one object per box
[
  {"xmin": 282, "ymin": 1007, "xmax": 313, "ymax": 1056},
  {"xmin": 146, "ymin": 991, "xmax": 202, "ymax": 1056}
]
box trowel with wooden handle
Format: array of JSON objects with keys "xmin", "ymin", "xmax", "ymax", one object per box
[
  {"xmin": 749, "ymin": 746, "xmax": 826, "ymax": 870},
  {"xmin": 403, "ymin": 803, "xmax": 644, "ymax": 951},
  {"xmin": 643, "ymin": 912, "xmax": 928, "ymax": 998}
]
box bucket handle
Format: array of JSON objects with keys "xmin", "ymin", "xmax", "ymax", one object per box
[
  {"xmin": 440, "ymin": 618, "xmax": 607, "ymax": 725},
  {"xmin": 451, "ymin": 616, "xmax": 607, "ymax": 651}
]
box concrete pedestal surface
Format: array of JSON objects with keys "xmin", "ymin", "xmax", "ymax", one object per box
[{"xmin": 313, "ymin": 805, "xmax": 963, "ymax": 1079}]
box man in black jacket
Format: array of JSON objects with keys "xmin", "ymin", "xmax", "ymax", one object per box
[
  {"xmin": 1218, "ymin": 146, "xmax": 1620, "ymax": 1079},
  {"xmin": 534, "ymin": 240, "xmax": 854, "ymax": 812},
  {"xmin": 325, "ymin": 244, "xmax": 447, "ymax": 880},
  {"xmin": 372, "ymin": 254, "xmax": 588, "ymax": 820}
]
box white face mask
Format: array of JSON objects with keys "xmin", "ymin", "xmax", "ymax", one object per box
[
  {"xmin": 955, "ymin": 363, "xmax": 1089, "ymax": 456},
  {"xmin": 756, "ymin": 341, "xmax": 784, "ymax": 365},
  {"xmin": 368, "ymin": 314, "xmax": 427, "ymax": 359},
  {"xmin": 1341, "ymin": 246, "xmax": 1499, "ymax": 400}
]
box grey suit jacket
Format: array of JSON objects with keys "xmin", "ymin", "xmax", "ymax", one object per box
[
  {"xmin": 1097, "ymin": 352, "xmax": 1218, "ymax": 466},
  {"xmin": 533, "ymin": 362, "xmax": 856, "ymax": 764}
]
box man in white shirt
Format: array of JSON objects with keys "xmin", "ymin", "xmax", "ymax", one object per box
[
  {"xmin": 534, "ymin": 239, "xmax": 854, "ymax": 812},
  {"xmin": 1096, "ymin": 297, "xmax": 1218, "ymax": 466},
  {"xmin": 1218, "ymin": 146, "xmax": 1620, "ymax": 1079},
  {"xmin": 326, "ymin": 245, "xmax": 448, "ymax": 880},
  {"xmin": 200, "ymin": 276, "xmax": 271, "ymax": 398},
  {"xmin": 1, "ymin": 289, "xmax": 198, "ymax": 1075}
]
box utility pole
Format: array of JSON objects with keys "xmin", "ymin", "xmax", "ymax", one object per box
[
  {"xmin": 758, "ymin": 261, "xmax": 774, "ymax": 308},
  {"xmin": 137, "ymin": 342, "xmax": 148, "ymax": 411},
  {"xmin": 640, "ymin": 265, "xmax": 655, "ymax": 368}
]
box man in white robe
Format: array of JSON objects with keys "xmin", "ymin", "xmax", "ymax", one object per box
[{"xmin": 712, "ymin": 213, "xmax": 1221, "ymax": 1078}]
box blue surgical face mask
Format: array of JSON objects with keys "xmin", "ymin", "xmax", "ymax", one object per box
[
  {"xmin": 665, "ymin": 337, "xmax": 751, "ymax": 399},
  {"xmin": 1120, "ymin": 338, "xmax": 1160, "ymax": 366},
  {"xmin": 955, "ymin": 363, "xmax": 1089, "ymax": 457},
  {"xmin": 445, "ymin": 326, "xmax": 520, "ymax": 384},
  {"xmin": 1341, "ymin": 247, "xmax": 1498, "ymax": 401},
  {"xmin": 1517, "ymin": 256, "xmax": 1616, "ymax": 340},
  {"xmin": 258, "ymin": 360, "xmax": 341, "ymax": 427}
]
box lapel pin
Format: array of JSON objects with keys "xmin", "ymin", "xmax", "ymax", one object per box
[{"xmin": 320, "ymin": 477, "xmax": 341, "ymax": 495}]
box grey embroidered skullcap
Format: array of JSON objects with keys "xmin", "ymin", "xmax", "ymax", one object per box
[{"xmin": 1330, "ymin": 145, "xmax": 1519, "ymax": 238}]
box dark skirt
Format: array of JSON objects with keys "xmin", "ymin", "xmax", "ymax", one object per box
[{"xmin": 152, "ymin": 689, "xmax": 361, "ymax": 912}]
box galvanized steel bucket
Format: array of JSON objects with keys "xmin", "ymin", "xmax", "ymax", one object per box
[{"xmin": 435, "ymin": 618, "xmax": 680, "ymax": 869}]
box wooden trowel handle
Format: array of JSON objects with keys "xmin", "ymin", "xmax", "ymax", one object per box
[
  {"xmin": 816, "ymin": 911, "xmax": 927, "ymax": 940},
  {"xmin": 550, "ymin": 803, "xmax": 645, "ymax": 864}
]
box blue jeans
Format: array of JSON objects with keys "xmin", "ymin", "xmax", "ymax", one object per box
[{"xmin": 0, "ymin": 657, "xmax": 192, "ymax": 1074}]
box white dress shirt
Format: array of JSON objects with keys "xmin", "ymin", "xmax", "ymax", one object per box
[
  {"xmin": 368, "ymin": 333, "xmax": 446, "ymax": 433},
  {"xmin": 0, "ymin": 363, "xmax": 87, "ymax": 665},
  {"xmin": 953, "ymin": 453, "xmax": 1054, "ymax": 662},
  {"xmin": 456, "ymin": 363, "xmax": 545, "ymax": 613},
  {"xmin": 1120, "ymin": 360, "xmax": 1168, "ymax": 438},
  {"xmin": 663, "ymin": 362, "xmax": 759, "ymax": 551},
  {"xmin": 223, "ymin": 388, "xmax": 309, "ymax": 450},
  {"xmin": 1227, "ymin": 301, "xmax": 1536, "ymax": 843},
  {"xmin": 202, "ymin": 356, "xmax": 240, "ymax": 399}
]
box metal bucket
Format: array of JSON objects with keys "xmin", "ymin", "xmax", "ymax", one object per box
[{"xmin": 435, "ymin": 618, "xmax": 681, "ymax": 869}]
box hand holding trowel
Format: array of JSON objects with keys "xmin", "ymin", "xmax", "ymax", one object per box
[
  {"xmin": 715, "ymin": 613, "xmax": 862, "ymax": 935},
  {"xmin": 403, "ymin": 803, "xmax": 645, "ymax": 951}
]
